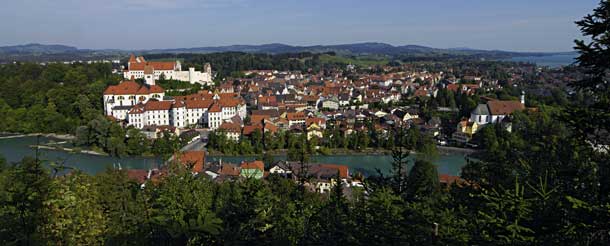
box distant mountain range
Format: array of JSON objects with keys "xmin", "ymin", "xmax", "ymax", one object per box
[{"xmin": 0, "ymin": 42, "xmax": 575, "ymax": 62}]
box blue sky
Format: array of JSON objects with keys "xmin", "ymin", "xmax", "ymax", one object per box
[{"xmin": 0, "ymin": 0, "xmax": 599, "ymax": 51}]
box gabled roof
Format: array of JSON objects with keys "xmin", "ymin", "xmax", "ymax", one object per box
[
  {"xmin": 472, "ymin": 104, "xmax": 490, "ymax": 115},
  {"xmin": 286, "ymin": 112, "xmax": 306, "ymax": 121},
  {"xmin": 104, "ymin": 80, "xmax": 164, "ymax": 95},
  {"xmin": 219, "ymin": 122, "xmax": 241, "ymax": 133},
  {"xmin": 487, "ymin": 100, "xmax": 524, "ymax": 115},
  {"xmin": 185, "ymin": 100, "xmax": 213, "ymax": 109},
  {"xmin": 209, "ymin": 102, "xmax": 222, "ymax": 112},
  {"xmin": 129, "ymin": 61, "xmax": 177, "ymax": 71},
  {"xmin": 240, "ymin": 161, "xmax": 264, "ymax": 171},
  {"xmin": 144, "ymin": 101, "xmax": 173, "ymax": 111},
  {"xmin": 104, "ymin": 80, "xmax": 141, "ymax": 95},
  {"xmin": 177, "ymin": 151, "xmax": 205, "ymax": 173},
  {"xmin": 319, "ymin": 164, "xmax": 349, "ymax": 179}
]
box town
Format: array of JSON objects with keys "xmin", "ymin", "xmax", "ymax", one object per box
[
  {"xmin": 2, "ymin": 0, "xmax": 609, "ymax": 243},
  {"xmin": 98, "ymin": 53, "xmax": 554, "ymax": 193}
]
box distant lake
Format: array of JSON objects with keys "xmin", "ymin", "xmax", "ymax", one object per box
[{"xmin": 503, "ymin": 53, "xmax": 578, "ymax": 68}]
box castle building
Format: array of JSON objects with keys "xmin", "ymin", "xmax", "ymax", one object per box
[
  {"xmin": 118, "ymin": 90, "xmax": 246, "ymax": 130},
  {"xmin": 123, "ymin": 55, "xmax": 213, "ymax": 85},
  {"xmin": 103, "ymin": 79, "xmax": 165, "ymax": 121}
]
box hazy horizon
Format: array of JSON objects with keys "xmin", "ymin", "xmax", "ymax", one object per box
[{"xmin": 0, "ymin": 0, "xmax": 599, "ymax": 52}]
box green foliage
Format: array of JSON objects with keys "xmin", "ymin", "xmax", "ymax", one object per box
[
  {"xmin": 0, "ymin": 62, "xmax": 119, "ymax": 134},
  {"xmin": 41, "ymin": 172, "xmax": 107, "ymax": 245},
  {"xmin": 475, "ymin": 180, "xmax": 534, "ymax": 245},
  {"xmin": 0, "ymin": 157, "xmax": 51, "ymax": 244},
  {"xmin": 406, "ymin": 159, "xmax": 440, "ymax": 201}
]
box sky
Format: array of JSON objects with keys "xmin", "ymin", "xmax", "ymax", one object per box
[{"xmin": 0, "ymin": 0, "xmax": 600, "ymax": 52}]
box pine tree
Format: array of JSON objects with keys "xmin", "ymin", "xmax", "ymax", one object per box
[{"xmin": 406, "ymin": 159, "xmax": 440, "ymax": 201}]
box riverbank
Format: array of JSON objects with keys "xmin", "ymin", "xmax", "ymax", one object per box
[
  {"xmin": 208, "ymin": 145, "xmax": 476, "ymax": 158},
  {"xmin": 437, "ymin": 146, "xmax": 477, "ymax": 154},
  {"xmin": 29, "ymin": 145, "xmax": 106, "ymax": 156},
  {"xmin": 0, "ymin": 132, "xmax": 75, "ymax": 140}
]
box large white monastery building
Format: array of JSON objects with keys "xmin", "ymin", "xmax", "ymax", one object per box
[
  {"xmin": 105, "ymin": 66, "xmax": 246, "ymax": 130},
  {"xmin": 123, "ymin": 55, "xmax": 213, "ymax": 85}
]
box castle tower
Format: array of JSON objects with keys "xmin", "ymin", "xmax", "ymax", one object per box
[
  {"xmin": 204, "ymin": 63, "xmax": 212, "ymax": 75},
  {"xmin": 144, "ymin": 65, "xmax": 155, "ymax": 86}
]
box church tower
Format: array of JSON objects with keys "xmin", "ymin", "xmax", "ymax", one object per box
[
  {"xmin": 204, "ymin": 63, "xmax": 212, "ymax": 75},
  {"xmin": 144, "ymin": 65, "xmax": 155, "ymax": 86}
]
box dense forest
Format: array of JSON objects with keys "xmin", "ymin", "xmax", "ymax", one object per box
[{"xmin": 1, "ymin": 1, "xmax": 610, "ymax": 245}]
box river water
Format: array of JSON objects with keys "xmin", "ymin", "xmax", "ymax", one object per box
[{"xmin": 0, "ymin": 136, "xmax": 468, "ymax": 176}]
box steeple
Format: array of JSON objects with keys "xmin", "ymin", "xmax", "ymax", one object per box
[
  {"xmin": 144, "ymin": 65, "xmax": 155, "ymax": 86},
  {"xmin": 520, "ymin": 91, "xmax": 525, "ymax": 105}
]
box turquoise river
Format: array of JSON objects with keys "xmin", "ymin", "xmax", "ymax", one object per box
[{"xmin": 0, "ymin": 136, "xmax": 469, "ymax": 176}]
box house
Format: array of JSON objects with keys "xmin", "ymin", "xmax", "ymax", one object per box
[
  {"xmin": 176, "ymin": 151, "xmax": 206, "ymax": 174},
  {"xmin": 452, "ymin": 119, "xmax": 479, "ymax": 143},
  {"xmin": 269, "ymin": 162, "xmax": 293, "ymax": 176},
  {"xmin": 320, "ymin": 99, "xmax": 340, "ymax": 110},
  {"xmin": 240, "ymin": 161, "xmax": 265, "ymax": 179},
  {"xmin": 218, "ymin": 122, "xmax": 241, "ymax": 141},
  {"xmin": 286, "ymin": 112, "xmax": 306, "ymax": 128},
  {"xmin": 306, "ymin": 122, "xmax": 323, "ymax": 140},
  {"xmin": 204, "ymin": 161, "xmax": 241, "ymax": 181}
]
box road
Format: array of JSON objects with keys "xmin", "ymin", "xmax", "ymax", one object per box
[{"xmin": 180, "ymin": 130, "xmax": 208, "ymax": 152}]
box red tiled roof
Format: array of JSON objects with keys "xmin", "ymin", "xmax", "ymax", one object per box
[
  {"xmin": 240, "ymin": 161, "xmax": 264, "ymax": 171},
  {"xmin": 128, "ymin": 103, "xmax": 145, "ymax": 114},
  {"xmin": 287, "ymin": 112, "xmax": 305, "ymax": 121},
  {"xmin": 177, "ymin": 151, "xmax": 205, "ymax": 173},
  {"xmin": 319, "ymin": 164, "xmax": 349, "ymax": 179},
  {"xmin": 126, "ymin": 169, "xmax": 148, "ymax": 184},
  {"xmin": 219, "ymin": 122, "xmax": 241, "ymax": 133},
  {"xmin": 487, "ymin": 100, "xmax": 524, "ymax": 115},
  {"xmin": 439, "ymin": 174, "xmax": 463, "ymax": 185},
  {"xmin": 242, "ymin": 125, "xmax": 262, "ymax": 136},
  {"xmin": 104, "ymin": 80, "xmax": 141, "ymax": 95},
  {"xmin": 149, "ymin": 85, "xmax": 164, "ymax": 93},
  {"xmin": 209, "ymin": 102, "xmax": 222, "ymax": 112},
  {"xmin": 130, "ymin": 61, "xmax": 176, "ymax": 71},
  {"xmin": 306, "ymin": 117, "xmax": 326, "ymax": 127},
  {"xmin": 104, "ymin": 81, "xmax": 164, "ymax": 95},
  {"xmin": 219, "ymin": 163, "xmax": 240, "ymax": 176},
  {"xmin": 144, "ymin": 101, "xmax": 173, "ymax": 111},
  {"xmin": 185, "ymin": 100, "xmax": 213, "ymax": 109}
]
